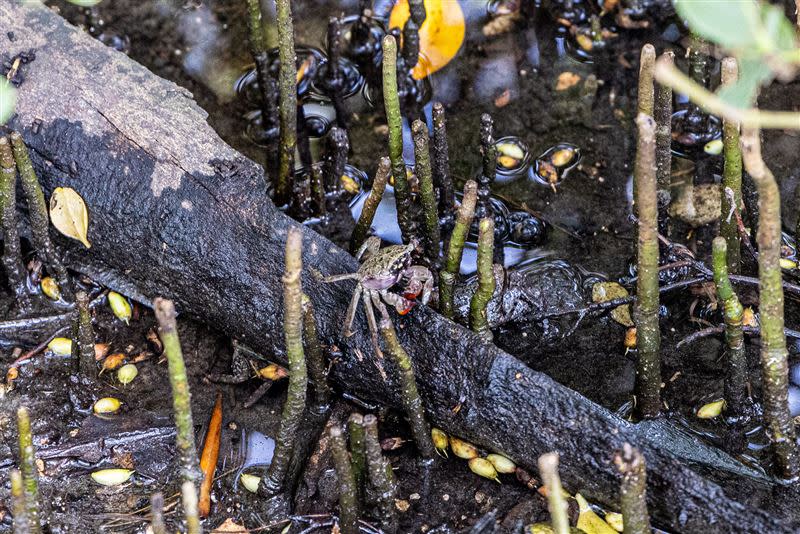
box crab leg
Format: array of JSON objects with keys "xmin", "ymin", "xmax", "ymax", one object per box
[
  {"xmin": 343, "ymin": 283, "xmax": 363, "ymax": 337},
  {"xmin": 362, "ymin": 290, "xmax": 384, "ymax": 357},
  {"xmin": 404, "ymin": 266, "xmax": 434, "ymax": 305}
]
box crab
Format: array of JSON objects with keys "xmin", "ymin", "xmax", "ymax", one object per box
[{"xmin": 323, "ymin": 236, "xmax": 433, "ymax": 354}]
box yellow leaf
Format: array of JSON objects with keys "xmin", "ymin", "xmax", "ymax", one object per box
[
  {"xmin": 591, "ymin": 282, "xmax": 633, "ymax": 327},
  {"xmin": 576, "ymin": 494, "xmax": 618, "ymax": 534},
  {"xmin": 90, "ymin": 468, "xmax": 134, "ymax": 486},
  {"xmin": 49, "ymin": 187, "xmax": 90, "ymax": 248},
  {"xmin": 389, "ymin": 0, "xmax": 465, "ymax": 80},
  {"xmin": 697, "ymin": 399, "xmax": 725, "ymax": 419}
]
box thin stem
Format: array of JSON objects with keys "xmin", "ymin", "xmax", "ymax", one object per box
[
  {"xmin": 302, "ymin": 294, "xmax": 332, "ymax": 410},
  {"xmin": 324, "ymin": 126, "xmax": 350, "ymax": 195},
  {"xmin": 538, "ymin": 452, "xmax": 569, "ymax": 534},
  {"xmin": 634, "ymin": 114, "xmax": 661, "ymax": 419},
  {"xmin": 382, "ymin": 35, "xmax": 414, "ymax": 243},
  {"xmin": 261, "ymin": 227, "xmax": 308, "ymax": 495},
  {"xmin": 330, "ymin": 425, "xmax": 360, "ymax": 534},
  {"xmin": 150, "ymin": 493, "xmax": 167, "ymax": 534},
  {"xmin": 613, "ymin": 444, "xmax": 651, "ymax": 534},
  {"xmin": 246, "ymin": 0, "xmax": 278, "ymax": 139},
  {"xmin": 439, "ymin": 181, "xmax": 478, "ymax": 319},
  {"xmin": 712, "ymin": 237, "xmax": 748, "ymax": 416},
  {"xmin": 653, "ymin": 59, "xmax": 800, "ymax": 130},
  {"xmin": 469, "ymin": 218, "xmax": 495, "ymax": 342},
  {"xmin": 476, "ymin": 114, "xmax": 496, "ymax": 221},
  {"xmin": 638, "ymin": 44, "xmax": 656, "ymax": 117},
  {"xmin": 720, "ymin": 58, "xmax": 743, "ymax": 274},
  {"xmin": 10, "ymin": 132, "xmax": 71, "ymax": 299},
  {"xmin": 412, "ymin": 120, "xmax": 441, "ymax": 267},
  {"xmin": 274, "ymin": 0, "xmax": 298, "ymax": 206},
  {"xmin": 154, "ymin": 298, "xmax": 201, "ymax": 484},
  {"xmin": 327, "ymin": 17, "xmax": 349, "ymax": 131},
  {"xmin": 11, "ymin": 469, "xmax": 30, "ymax": 534},
  {"xmin": 431, "ymin": 102, "xmax": 454, "ymax": 218},
  {"xmin": 16, "ymin": 407, "xmax": 40, "ymax": 534},
  {"xmin": 363, "ymin": 414, "xmax": 397, "ymax": 534},
  {"xmin": 379, "ymin": 316, "xmax": 436, "ymax": 458},
  {"xmin": 348, "ymin": 413, "xmax": 366, "ymax": 502},
  {"xmin": 654, "ymin": 51, "xmax": 673, "ymax": 231},
  {"xmin": 351, "ymin": 157, "xmax": 390, "ymax": 253},
  {"xmin": 741, "ymin": 128, "xmax": 799, "ymax": 480},
  {"xmin": 74, "ymin": 290, "xmax": 95, "ymax": 377},
  {"xmin": 180, "ymin": 480, "xmax": 202, "ymax": 534},
  {"xmin": 0, "ymin": 138, "xmax": 30, "ymax": 313}
]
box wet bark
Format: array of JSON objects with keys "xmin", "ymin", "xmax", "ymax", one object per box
[{"xmin": 3, "ymin": 3, "xmax": 800, "ymax": 532}]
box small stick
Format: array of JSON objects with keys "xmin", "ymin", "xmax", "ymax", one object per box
[
  {"xmin": 412, "ymin": 120, "xmax": 441, "ymax": 267},
  {"xmin": 469, "ymin": 218, "xmax": 495, "ymax": 342},
  {"xmin": 637, "ymin": 44, "xmax": 656, "ymax": 117},
  {"xmin": 363, "ymin": 414, "xmax": 398, "ymax": 534},
  {"xmin": 245, "ymin": 0, "xmax": 278, "ymax": 138},
  {"xmin": 324, "ymin": 127, "xmax": 350, "ymax": 197},
  {"xmin": 476, "ymin": 114, "xmax": 496, "ymax": 221},
  {"xmin": 613, "ymin": 444, "xmax": 651, "ymax": 534},
  {"xmin": 11, "ymin": 469, "xmax": 31, "ymax": 534},
  {"xmin": 150, "ymin": 492, "xmax": 167, "ymax": 534},
  {"xmin": 439, "ymin": 181, "xmax": 478, "ymax": 319},
  {"xmin": 10, "ymin": 132, "xmax": 71, "ymax": 299},
  {"xmin": 348, "ymin": 413, "xmax": 366, "ymax": 501},
  {"xmin": 712, "ymin": 237, "xmax": 748, "ymax": 416},
  {"xmin": 154, "ymin": 298, "xmax": 201, "ymax": 484},
  {"xmin": 326, "ymin": 17, "xmax": 349, "ymax": 131},
  {"xmin": 260, "ymin": 227, "xmax": 308, "ymax": 496},
  {"xmin": 741, "ymin": 127, "xmax": 800, "ymax": 479},
  {"xmin": 379, "ymin": 316, "xmax": 436, "ymax": 459},
  {"xmin": 634, "ymin": 114, "xmax": 661, "ymax": 419},
  {"xmin": 302, "ymin": 294, "xmax": 331, "ymax": 409},
  {"xmin": 653, "ymin": 51, "xmax": 673, "ymax": 231},
  {"xmin": 538, "ymin": 452, "xmax": 569, "ymax": 534},
  {"xmin": 676, "ymin": 324, "xmax": 800, "ymax": 348},
  {"xmin": 274, "ymin": 0, "xmax": 298, "ymax": 207},
  {"xmin": 330, "ymin": 425, "xmax": 360, "ymax": 534},
  {"xmin": 198, "ymin": 392, "xmax": 223, "ymax": 518},
  {"xmin": 74, "ymin": 290, "xmax": 95, "ymax": 377},
  {"xmin": 310, "ymin": 163, "xmax": 326, "ymax": 219},
  {"xmin": 431, "ymin": 103, "xmax": 454, "ymax": 218},
  {"xmin": 720, "ymin": 58, "xmax": 743, "ymax": 274},
  {"xmin": 180, "ymin": 480, "xmax": 202, "ymax": 534},
  {"xmin": 16, "ymin": 407, "xmax": 40, "ymax": 534},
  {"xmin": 350, "ymin": 157, "xmax": 390, "ymax": 253},
  {"xmin": 382, "ymin": 35, "xmax": 414, "ymax": 243},
  {"xmin": 0, "ymin": 137, "xmax": 30, "ymax": 313}
]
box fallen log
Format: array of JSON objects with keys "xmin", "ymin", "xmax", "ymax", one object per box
[{"xmin": 2, "ymin": 3, "xmax": 800, "ymax": 532}]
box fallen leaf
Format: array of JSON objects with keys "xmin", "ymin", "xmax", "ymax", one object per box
[
  {"xmin": 49, "ymin": 187, "xmax": 91, "ymax": 248},
  {"xmin": 591, "ymin": 282, "xmax": 633, "ymax": 327},
  {"xmin": 212, "ymin": 518, "xmax": 248, "ymax": 533}
]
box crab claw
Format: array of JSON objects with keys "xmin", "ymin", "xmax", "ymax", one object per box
[{"xmin": 396, "ymin": 300, "xmax": 416, "ymax": 315}]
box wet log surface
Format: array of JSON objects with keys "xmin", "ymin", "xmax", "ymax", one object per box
[{"xmin": 3, "ymin": 3, "xmax": 800, "ymax": 532}]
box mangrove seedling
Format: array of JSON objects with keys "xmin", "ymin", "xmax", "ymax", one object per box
[
  {"xmin": 740, "ymin": 127, "xmax": 800, "ymax": 479},
  {"xmin": 11, "ymin": 469, "xmax": 30, "ymax": 534},
  {"xmin": 0, "ymin": 137, "xmax": 30, "ymax": 313},
  {"xmin": 653, "ymin": 50, "xmax": 673, "ymax": 230},
  {"xmin": 154, "ymin": 298, "xmax": 201, "ymax": 483},
  {"xmin": 330, "ymin": 425, "xmax": 360, "ymax": 534},
  {"xmin": 245, "ymin": 0, "xmax": 278, "ymax": 141},
  {"xmin": 439, "ymin": 180, "xmax": 478, "ymax": 319},
  {"xmin": 720, "ymin": 57, "xmax": 743, "ymax": 274},
  {"xmin": 614, "ymin": 444, "xmax": 651, "ymax": 534},
  {"xmin": 302, "ymin": 294, "xmax": 332, "ymax": 409},
  {"xmin": 348, "ymin": 413, "xmax": 367, "ymax": 501},
  {"xmin": 350, "ymin": 156, "xmax": 390, "ymax": 253},
  {"xmin": 180, "ymin": 480, "xmax": 202, "ymax": 534},
  {"xmin": 260, "ymin": 227, "xmax": 308, "ymax": 497},
  {"xmin": 712, "ymin": 237, "xmax": 749, "ymax": 417},
  {"xmin": 633, "ymin": 113, "xmax": 661, "ymax": 419},
  {"xmin": 150, "ymin": 492, "xmax": 167, "ymax": 534},
  {"xmin": 73, "ymin": 290, "xmax": 96, "ymax": 377},
  {"xmin": 431, "ymin": 102, "xmax": 454, "ymax": 219},
  {"xmin": 363, "ymin": 414, "xmax": 398, "ymax": 534},
  {"xmin": 412, "ymin": 119, "xmax": 442, "ymax": 267},
  {"xmin": 538, "ymin": 452, "xmax": 570, "ymax": 534},
  {"xmin": 17, "ymin": 407, "xmax": 41, "ymax": 534},
  {"xmin": 637, "ymin": 44, "xmax": 655, "ymax": 117},
  {"xmin": 274, "ymin": 0, "xmax": 298, "ymax": 207},
  {"xmin": 469, "ymin": 218, "xmax": 496, "ymax": 343}
]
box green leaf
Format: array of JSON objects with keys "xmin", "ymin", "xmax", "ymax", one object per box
[
  {"xmin": 761, "ymin": 2, "xmax": 798, "ymax": 53},
  {"xmin": 674, "ymin": 0, "xmax": 761, "ymax": 50},
  {"xmin": 717, "ymin": 59, "xmax": 773, "ymax": 108},
  {"xmin": 0, "ymin": 79, "xmax": 17, "ymax": 126}
]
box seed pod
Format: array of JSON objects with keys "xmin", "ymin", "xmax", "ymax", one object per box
[
  {"xmin": 496, "ymin": 142, "xmax": 525, "ymax": 161},
  {"xmin": 47, "ymin": 337, "xmax": 73, "ymax": 356},
  {"xmin": 696, "ymin": 399, "xmax": 725, "ymax": 419},
  {"xmin": 497, "ymin": 155, "xmax": 520, "ymax": 169},
  {"xmin": 101, "ymin": 353, "xmax": 127, "ymax": 373},
  {"xmin": 257, "ymin": 363, "xmax": 288, "ymax": 381},
  {"xmin": 340, "ymin": 174, "xmax": 361, "ymax": 194},
  {"xmin": 468, "ymin": 457, "xmax": 500, "ymax": 483},
  {"xmin": 108, "ymin": 291, "xmax": 132, "ymax": 324},
  {"xmin": 551, "ymin": 147, "xmax": 576, "ymax": 167},
  {"xmin": 450, "ymin": 436, "xmax": 479, "ymax": 459},
  {"xmin": 576, "ymin": 493, "xmax": 617, "ymax": 534},
  {"xmin": 780, "ymin": 258, "xmax": 797, "ymax": 270},
  {"xmin": 624, "ymin": 327, "xmax": 637, "ymax": 350},
  {"xmin": 117, "ymin": 363, "xmax": 138, "ymax": 385},
  {"xmin": 94, "ymin": 342, "xmax": 111, "ymax": 360},
  {"xmin": 41, "ymin": 276, "xmax": 61, "ymax": 300},
  {"xmin": 703, "ymin": 139, "xmax": 723, "ymax": 155},
  {"xmin": 486, "ymin": 453, "xmax": 516, "ymax": 473},
  {"xmin": 240, "ymin": 473, "xmax": 261, "ymax": 493},
  {"xmin": 93, "ymin": 397, "xmax": 122, "ymax": 414},
  {"xmin": 91, "ymin": 468, "xmax": 134, "ymax": 486},
  {"xmin": 604, "ymin": 511, "xmax": 624, "ymax": 532},
  {"xmin": 431, "ymin": 428, "xmax": 449, "ymax": 457},
  {"xmin": 575, "ymin": 33, "xmax": 593, "ymax": 52}
]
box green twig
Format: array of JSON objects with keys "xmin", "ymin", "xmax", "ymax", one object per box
[
  {"xmin": 654, "ymin": 51, "xmax": 673, "ymax": 231},
  {"xmin": 720, "ymin": 58, "xmax": 743, "ymax": 274},
  {"xmin": 180, "ymin": 480, "xmax": 202, "ymax": 534},
  {"xmin": 712, "ymin": 237, "xmax": 748, "ymax": 417},
  {"xmin": 538, "ymin": 452, "xmax": 569, "ymax": 534},
  {"xmin": 261, "ymin": 227, "xmax": 308, "ymax": 495},
  {"xmin": 363, "ymin": 414, "xmax": 397, "ymax": 534},
  {"xmin": 741, "ymin": 128, "xmax": 800, "ymax": 479},
  {"xmin": 469, "ymin": 218, "xmax": 495, "ymax": 342},
  {"xmin": 439, "ymin": 181, "xmax": 478, "ymax": 319},
  {"xmin": 0, "ymin": 137, "xmax": 30, "ymax": 314},
  {"xmin": 74, "ymin": 290, "xmax": 95, "ymax": 376},
  {"xmin": 16, "ymin": 407, "xmax": 40, "ymax": 534},
  {"xmin": 302, "ymin": 294, "xmax": 331, "ymax": 409},
  {"xmin": 274, "ymin": 0, "xmax": 298, "ymax": 206},
  {"xmin": 634, "ymin": 114, "xmax": 661, "ymax": 419},
  {"xmin": 9, "ymin": 132, "xmax": 71, "ymax": 299},
  {"xmin": 637, "ymin": 44, "xmax": 655, "ymax": 117},
  {"xmin": 412, "ymin": 119, "xmax": 441, "ymax": 267},
  {"xmin": 382, "ymin": 35, "xmax": 414, "ymax": 243},
  {"xmin": 613, "ymin": 444, "xmax": 651, "ymax": 534},
  {"xmin": 379, "ymin": 316, "xmax": 436, "ymax": 458},
  {"xmin": 154, "ymin": 298, "xmax": 201, "ymax": 484},
  {"xmin": 11, "ymin": 469, "xmax": 30, "ymax": 534},
  {"xmin": 330, "ymin": 425, "xmax": 360, "ymax": 534},
  {"xmin": 350, "ymin": 157, "xmax": 390, "ymax": 253},
  {"xmin": 348, "ymin": 413, "xmax": 366, "ymax": 502},
  {"xmin": 245, "ymin": 0, "xmax": 278, "ymax": 139}
]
